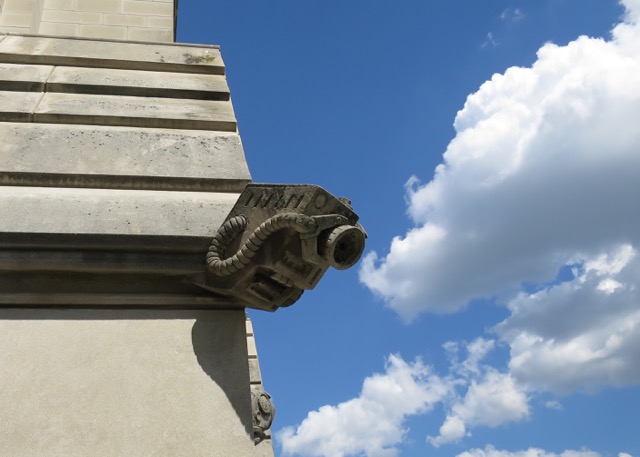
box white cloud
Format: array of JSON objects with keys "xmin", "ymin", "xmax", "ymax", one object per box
[
  {"xmin": 482, "ymin": 32, "xmax": 499, "ymax": 48},
  {"xmin": 359, "ymin": 0, "xmax": 640, "ymax": 395},
  {"xmin": 429, "ymin": 414, "xmax": 467, "ymax": 446},
  {"xmin": 431, "ymin": 339, "xmax": 529, "ymax": 446},
  {"xmin": 278, "ymin": 355, "xmax": 450, "ymax": 457},
  {"xmin": 429, "ymin": 369, "xmax": 529, "ymax": 446},
  {"xmin": 361, "ymin": 6, "xmax": 640, "ymax": 320},
  {"xmin": 544, "ymin": 400, "xmax": 563, "ymax": 410},
  {"xmin": 457, "ymin": 446, "xmax": 601, "ymax": 457},
  {"xmin": 618, "ymin": 453, "xmax": 634, "ymax": 457},
  {"xmin": 280, "ymin": 342, "xmax": 531, "ymax": 456},
  {"xmin": 496, "ymin": 246, "xmax": 640, "ymax": 393},
  {"xmin": 500, "ymin": 8, "xmax": 525, "ymax": 24},
  {"xmin": 283, "ymin": 2, "xmax": 640, "ymax": 455}
]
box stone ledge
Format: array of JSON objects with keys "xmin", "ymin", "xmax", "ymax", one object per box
[
  {"xmin": 0, "ymin": 90, "xmax": 40, "ymax": 119},
  {"xmin": 0, "ymin": 62, "xmax": 52, "ymax": 91},
  {"xmin": 0, "ymin": 34, "xmax": 224, "ymax": 74},
  {"xmin": 0, "ymin": 123, "xmax": 250, "ymax": 192},
  {"xmin": 0, "ymin": 186, "xmax": 238, "ymax": 237},
  {"xmin": 32, "ymin": 92, "xmax": 237, "ymax": 131},
  {"xmin": 47, "ymin": 65, "xmax": 230, "ymax": 100}
]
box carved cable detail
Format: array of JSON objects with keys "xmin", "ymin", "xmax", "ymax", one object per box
[{"xmin": 206, "ymin": 213, "xmax": 318, "ymax": 277}]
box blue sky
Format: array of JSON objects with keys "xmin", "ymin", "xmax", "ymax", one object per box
[{"xmin": 177, "ymin": 2, "xmax": 639, "ymax": 456}]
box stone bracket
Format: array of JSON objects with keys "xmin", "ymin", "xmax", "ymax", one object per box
[{"xmin": 191, "ymin": 184, "xmax": 366, "ymax": 312}]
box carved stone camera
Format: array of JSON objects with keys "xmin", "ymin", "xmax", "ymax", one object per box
[{"xmin": 196, "ymin": 184, "xmax": 366, "ymax": 312}]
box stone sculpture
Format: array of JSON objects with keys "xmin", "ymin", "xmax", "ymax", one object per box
[
  {"xmin": 251, "ymin": 389, "xmax": 276, "ymax": 444},
  {"xmin": 194, "ymin": 184, "xmax": 367, "ymax": 311}
]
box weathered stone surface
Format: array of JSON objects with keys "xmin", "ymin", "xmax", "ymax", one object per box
[
  {"xmin": 0, "ymin": 90, "xmax": 40, "ymax": 120},
  {"xmin": 34, "ymin": 92, "xmax": 237, "ymax": 131},
  {"xmin": 0, "ymin": 62, "xmax": 53, "ymax": 91},
  {"xmin": 248, "ymin": 358, "xmax": 263, "ymax": 384},
  {"xmin": 0, "ymin": 186, "xmax": 238, "ymax": 237},
  {"xmin": 0, "ymin": 123, "xmax": 251, "ymax": 191},
  {"xmin": 247, "ymin": 334, "xmax": 258, "ymax": 358},
  {"xmin": 47, "ymin": 65, "xmax": 230, "ymax": 100},
  {"xmin": 0, "ymin": 308, "xmax": 274, "ymax": 457},
  {"xmin": 0, "ymin": 34, "xmax": 224, "ymax": 74},
  {"xmin": 201, "ymin": 184, "xmax": 366, "ymax": 311}
]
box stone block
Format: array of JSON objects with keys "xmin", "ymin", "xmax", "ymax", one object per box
[
  {"xmin": 43, "ymin": 0, "xmax": 75, "ymax": 10},
  {"xmin": 0, "ymin": 35, "xmax": 224, "ymax": 75},
  {"xmin": 0, "ymin": 123, "xmax": 251, "ymax": 191},
  {"xmin": 0, "ymin": 26, "xmax": 30, "ymax": 33},
  {"xmin": 78, "ymin": 24, "xmax": 128, "ymax": 40},
  {"xmin": 0, "ymin": 308, "xmax": 273, "ymax": 457},
  {"xmin": 47, "ymin": 65, "xmax": 229, "ymax": 100},
  {"xmin": 0, "ymin": 12, "xmax": 32, "ymax": 27},
  {"xmin": 0, "ymin": 63, "xmax": 52, "ymax": 91},
  {"xmin": 147, "ymin": 15, "xmax": 172, "ymax": 28},
  {"xmin": 37, "ymin": 21, "xmax": 79, "ymax": 36},
  {"xmin": 34, "ymin": 92, "xmax": 237, "ymax": 131},
  {"xmin": 246, "ymin": 335, "xmax": 258, "ymax": 358},
  {"xmin": 127, "ymin": 27, "xmax": 172, "ymax": 42},
  {"xmin": 103, "ymin": 12, "xmax": 146, "ymax": 27},
  {"xmin": 40, "ymin": 9, "xmax": 102, "ymax": 25},
  {"xmin": 0, "ymin": 186, "xmax": 239, "ymax": 238},
  {"xmin": 248, "ymin": 358, "xmax": 263, "ymax": 384},
  {"xmin": 122, "ymin": 0, "xmax": 173, "ymax": 16},
  {"xmin": 75, "ymin": 0, "xmax": 121, "ymax": 13},
  {"xmin": 1, "ymin": 0, "xmax": 37, "ymax": 14}
]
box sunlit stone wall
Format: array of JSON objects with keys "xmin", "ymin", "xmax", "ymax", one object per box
[{"xmin": 0, "ymin": 0, "xmax": 174, "ymax": 42}]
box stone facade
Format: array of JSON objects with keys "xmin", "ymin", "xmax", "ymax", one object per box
[
  {"xmin": 0, "ymin": 2, "xmax": 365, "ymax": 455},
  {"xmin": 0, "ymin": 309, "xmax": 275, "ymax": 457},
  {"xmin": 0, "ymin": 2, "xmax": 278, "ymax": 454},
  {"xmin": 0, "ymin": 0, "xmax": 174, "ymax": 42}
]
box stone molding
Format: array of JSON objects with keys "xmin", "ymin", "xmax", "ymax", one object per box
[{"xmin": 0, "ymin": 35, "xmax": 247, "ymax": 308}]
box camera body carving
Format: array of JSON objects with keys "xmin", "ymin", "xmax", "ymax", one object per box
[{"xmin": 197, "ymin": 184, "xmax": 366, "ymax": 312}]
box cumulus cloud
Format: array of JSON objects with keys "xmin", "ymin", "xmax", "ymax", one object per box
[
  {"xmin": 278, "ymin": 355, "xmax": 450, "ymax": 457},
  {"xmin": 496, "ymin": 245, "xmax": 640, "ymax": 393},
  {"xmin": 429, "ymin": 340, "xmax": 529, "ymax": 446},
  {"xmin": 280, "ymin": 342, "xmax": 530, "ymax": 456},
  {"xmin": 457, "ymin": 446, "xmax": 601, "ymax": 457},
  {"xmin": 283, "ymin": 2, "xmax": 640, "ymax": 455},
  {"xmin": 361, "ymin": 0, "xmax": 640, "ymax": 320},
  {"xmin": 360, "ymin": 0, "xmax": 640, "ymax": 395}
]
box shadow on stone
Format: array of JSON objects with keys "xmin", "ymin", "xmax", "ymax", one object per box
[{"xmin": 191, "ymin": 314, "xmax": 254, "ymax": 439}]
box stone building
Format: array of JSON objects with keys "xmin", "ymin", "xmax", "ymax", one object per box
[{"xmin": 0, "ymin": 1, "xmax": 364, "ymax": 456}]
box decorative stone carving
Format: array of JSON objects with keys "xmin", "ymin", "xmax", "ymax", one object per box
[
  {"xmin": 251, "ymin": 389, "xmax": 275, "ymax": 444},
  {"xmin": 194, "ymin": 184, "xmax": 366, "ymax": 311}
]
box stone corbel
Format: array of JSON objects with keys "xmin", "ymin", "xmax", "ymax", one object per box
[{"xmin": 193, "ymin": 184, "xmax": 366, "ymax": 312}]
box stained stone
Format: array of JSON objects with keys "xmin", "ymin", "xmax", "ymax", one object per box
[
  {"xmin": 0, "ymin": 34, "xmax": 225, "ymax": 74},
  {"xmin": 0, "ymin": 123, "xmax": 250, "ymax": 192}
]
